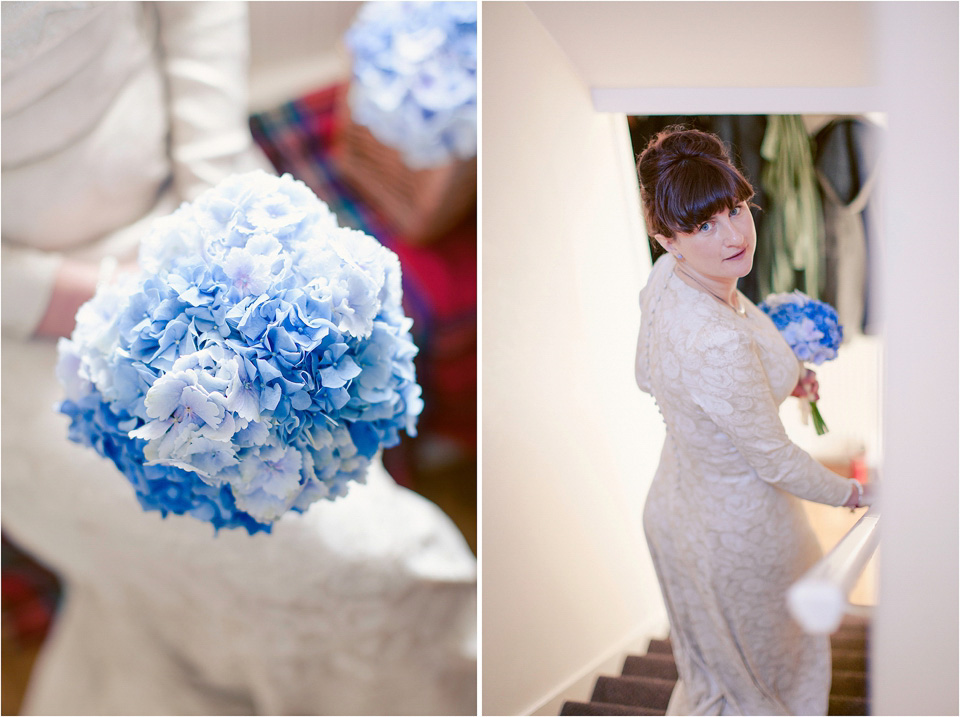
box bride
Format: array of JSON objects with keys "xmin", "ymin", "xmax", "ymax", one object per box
[{"xmin": 634, "ymin": 126, "xmax": 873, "ymax": 715}]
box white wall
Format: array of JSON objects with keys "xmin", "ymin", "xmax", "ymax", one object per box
[
  {"xmin": 246, "ymin": 2, "xmax": 360, "ymax": 112},
  {"xmin": 781, "ymin": 336, "xmax": 882, "ymax": 467},
  {"xmin": 872, "ymin": 3, "xmax": 958, "ymax": 715},
  {"xmin": 481, "ymin": 3, "xmax": 668, "ymax": 714}
]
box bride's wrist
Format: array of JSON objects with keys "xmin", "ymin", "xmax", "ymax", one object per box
[{"xmin": 843, "ymin": 479, "xmax": 863, "ymax": 508}]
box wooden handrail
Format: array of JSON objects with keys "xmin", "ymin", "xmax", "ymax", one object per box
[{"xmin": 787, "ymin": 505, "xmax": 880, "ymax": 634}]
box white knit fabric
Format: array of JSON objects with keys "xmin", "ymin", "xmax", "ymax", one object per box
[{"xmin": 635, "ymin": 254, "xmax": 852, "ymax": 716}]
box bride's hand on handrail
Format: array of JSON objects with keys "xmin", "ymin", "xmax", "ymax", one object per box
[{"xmin": 843, "ymin": 480, "xmax": 876, "ymax": 509}]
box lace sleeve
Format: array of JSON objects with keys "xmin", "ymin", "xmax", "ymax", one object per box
[
  {"xmin": 685, "ymin": 322, "xmax": 852, "ymax": 507},
  {"xmin": 0, "ymin": 241, "xmax": 63, "ymax": 338},
  {"xmin": 154, "ymin": 2, "xmax": 270, "ymax": 201}
]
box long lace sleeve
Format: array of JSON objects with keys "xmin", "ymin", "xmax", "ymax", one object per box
[
  {"xmin": 0, "ymin": 241, "xmax": 64, "ymax": 339},
  {"xmin": 685, "ymin": 322, "xmax": 852, "ymax": 506},
  {"xmin": 154, "ymin": 1, "xmax": 271, "ymax": 201}
]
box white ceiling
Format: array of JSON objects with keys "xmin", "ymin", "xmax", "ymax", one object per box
[{"xmin": 527, "ymin": 2, "xmax": 878, "ymax": 90}]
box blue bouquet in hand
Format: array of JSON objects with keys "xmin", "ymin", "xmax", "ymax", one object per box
[
  {"xmin": 56, "ymin": 171, "xmax": 423, "ymax": 534},
  {"xmin": 758, "ymin": 291, "xmax": 843, "ymax": 435}
]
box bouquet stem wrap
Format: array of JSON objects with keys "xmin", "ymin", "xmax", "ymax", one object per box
[{"xmin": 57, "ymin": 171, "xmax": 423, "ymax": 534}]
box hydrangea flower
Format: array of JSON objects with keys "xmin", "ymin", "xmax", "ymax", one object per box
[
  {"xmin": 57, "ymin": 171, "xmax": 423, "ymax": 534},
  {"xmin": 759, "ymin": 290, "xmax": 843, "ymax": 434},
  {"xmin": 345, "ymin": 1, "xmax": 477, "ymax": 169}
]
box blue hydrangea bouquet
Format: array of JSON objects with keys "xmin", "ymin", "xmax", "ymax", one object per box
[
  {"xmin": 344, "ymin": 1, "xmax": 477, "ymax": 170},
  {"xmin": 758, "ymin": 291, "xmax": 844, "ymax": 435},
  {"xmin": 56, "ymin": 171, "xmax": 423, "ymax": 534}
]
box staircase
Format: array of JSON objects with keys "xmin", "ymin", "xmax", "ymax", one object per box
[{"xmin": 561, "ymin": 616, "xmax": 870, "ymax": 716}]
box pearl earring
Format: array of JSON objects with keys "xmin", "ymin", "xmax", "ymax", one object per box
[{"xmin": 676, "ymin": 253, "xmax": 683, "ymax": 260}]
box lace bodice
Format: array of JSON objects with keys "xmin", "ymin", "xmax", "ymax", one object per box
[{"xmin": 636, "ymin": 253, "xmax": 851, "ymax": 507}]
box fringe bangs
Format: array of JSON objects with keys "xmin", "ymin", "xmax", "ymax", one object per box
[{"xmin": 657, "ymin": 158, "xmax": 754, "ymax": 236}]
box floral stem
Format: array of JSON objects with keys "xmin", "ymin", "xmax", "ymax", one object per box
[{"xmin": 810, "ymin": 400, "xmax": 828, "ymax": 435}]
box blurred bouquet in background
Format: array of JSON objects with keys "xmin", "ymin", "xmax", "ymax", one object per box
[
  {"xmin": 759, "ymin": 290, "xmax": 843, "ymax": 435},
  {"xmin": 57, "ymin": 171, "xmax": 423, "ymax": 534},
  {"xmin": 345, "ymin": 1, "xmax": 477, "ymax": 170}
]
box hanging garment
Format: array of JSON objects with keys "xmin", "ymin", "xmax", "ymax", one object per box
[
  {"xmin": 757, "ymin": 116, "xmax": 825, "ymax": 300},
  {"xmin": 706, "ymin": 116, "xmax": 768, "ymax": 304},
  {"xmin": 814, "ymin": 118, "xmax": 883, "ymax": 335}
]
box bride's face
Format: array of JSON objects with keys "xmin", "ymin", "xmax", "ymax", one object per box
[{"xmin": 662, "ymin": 201, "xmax": 756, "ymax": 281}]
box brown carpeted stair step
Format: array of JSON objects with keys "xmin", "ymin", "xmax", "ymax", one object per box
[
  {"xmin": 644, "ymin": 638, "xmax": 672, "ymax": 655},
  {"xmin": 832, "ymin": 648, "xmax": 869, "ymax": 673},
  {"xmin": 562, "ymin": 616, "xmax": 871, "ymax": 716},
  {"xmin": 621, "ymin": 653, "xmax": 678, "ymax": 681},
  {"xmin": 591, "ymin": 675, "xmax": 675, "ymax": 711},
  {"xmin": 834, "ymin": 629, "xmax": 868, "ymax": 643},
  {"xmin": 829, "ymin": 693, "xmax": 869, "ymax": 715},
  {"xmin": 830, "ymin": 635, "xmax": 870, "ymax": 652},
  {"xmin": 838, "ymin": 614, "xmax": 870, "ymax": 630},
  {"xmin": 831, "ymin": 668, "xmax": 869, "ymax": 696},
  {"xmin": 835, "ymin": 621, "xmax": 868, "ymax": 635},
  {"xmin": 620, "ymin": 657, "xmax": 867, "ymax": 697},
  {"xmin": 646, "ymin": 632, "xmax": 869, "ymax": 656},
  {"xmin": 560, "ymin": 701, "xmax": 664, "ymax": 716}
]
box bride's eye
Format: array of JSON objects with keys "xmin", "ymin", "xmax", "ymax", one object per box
[
  {"xmin": 698, "ymin": 221, "xmax": 713, "ymax": 233},
  {"xmin": 730, "ymin": 206, "xmax": 741, "ymax": 217}
]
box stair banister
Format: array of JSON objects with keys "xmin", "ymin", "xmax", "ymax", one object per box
[{"xmin": 788, "ymin": 506, "xmax": 880, "ymax": 635}]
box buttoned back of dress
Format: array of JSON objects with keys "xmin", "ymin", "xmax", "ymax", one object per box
[{"xmin": 637, "ymin": 254, "xmax": 803, "ymax": 492}]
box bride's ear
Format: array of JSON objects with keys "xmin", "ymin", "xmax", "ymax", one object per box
[{"xmin": 653, "ymin": 233, "xmax": 673, "ymax": 254}]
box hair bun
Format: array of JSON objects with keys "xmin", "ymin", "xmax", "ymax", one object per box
[
  {"xmin": 660, "ymin": 127, "xmax": 726, "ymax": 162},
  {"xmin": 635, "ymin": 127, "xmax": 755, "ymax": 241}
]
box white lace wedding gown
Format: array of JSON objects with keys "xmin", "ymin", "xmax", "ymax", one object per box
[{"xmin": 635, "ymin": 254, "xmax": 853, "ymax": 716}]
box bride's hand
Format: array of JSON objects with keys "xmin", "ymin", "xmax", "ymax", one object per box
[
  {"xmin": 33, "ymin": 256, "xmax": 140, "ymax": 340},
  {"xmin": 792, "ymin": 368, "xmax": 819, "ymax": 401},
  {"xmin": 34, "ymin": 259, "xmax": 101, "ymax": 339},
  {"xmin": 843, "ymin": 480, "xmax": 876, "ymax": 509}
]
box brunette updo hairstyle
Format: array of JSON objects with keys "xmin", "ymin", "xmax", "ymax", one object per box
[{"xmin": 636, "ymin": 126, "xmax": 756, "ymax": 253}]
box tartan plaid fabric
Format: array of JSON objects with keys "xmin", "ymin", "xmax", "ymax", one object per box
[
  {"xmin": 1, "ymin": 535, "xmax": 60, "ymax": 642},
  {"xmin": 250, "ymin": 84, "xmax": 477, "ymax": 451}
]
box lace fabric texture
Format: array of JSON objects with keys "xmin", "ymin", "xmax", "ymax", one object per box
[{"xmin": 635, "ymin": 254, "xmax": 852, "ymax": 716}]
